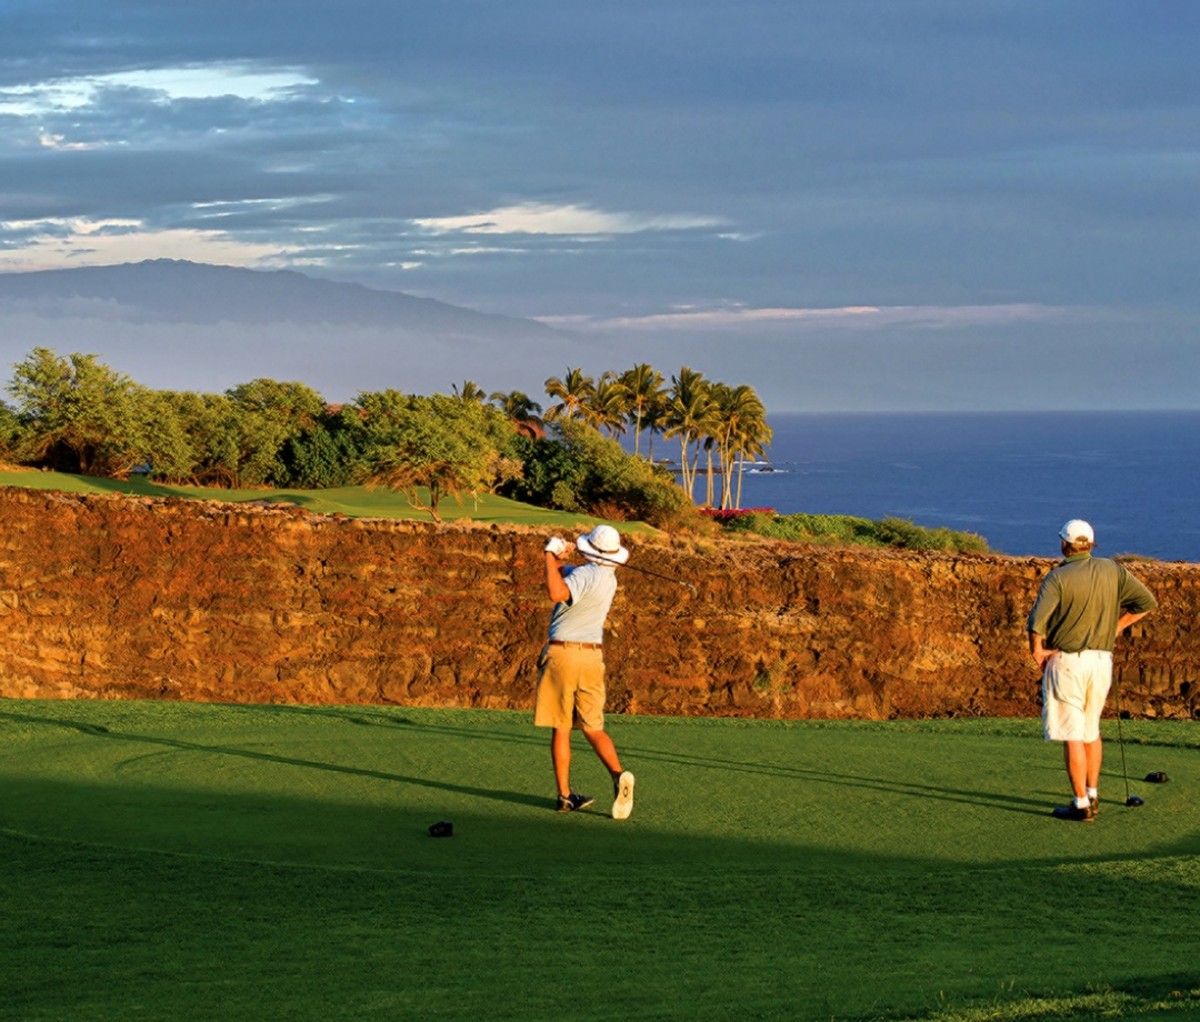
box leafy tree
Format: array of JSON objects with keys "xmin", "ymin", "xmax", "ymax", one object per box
[
  {"xmin": 500, "ymin": 418, "xmax": 692, "ymax": 527},
  {"xmin": 281, "ymin": 405, "xmax": 369, "ymax": 489},
  {"xmin": 502, "ymin": 434, "xmax": 590, "ymax": 512},
  {"xmin": 0, "ymin": 400, "xmax": 21, "ymax": 462},
  {"xmin": 361, "ymin": 391, "xmax": 517, "ymax": 521},
  {"xmin": 226, "ymin": 379, "xmax": 327, "ymax": 486},
  {"xmin": 8, "ymin": 347, "xmax": 149, "ymax": 476},
  {"xmin": 155, "ymin": 391, "xmax": 242, "ymax": 485},
  {"xmin": 127, "ymin": 390, "xmax": 196, "ymax": 481}
]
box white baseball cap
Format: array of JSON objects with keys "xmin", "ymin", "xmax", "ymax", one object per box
[
  {"xmin": 577, "ymin": 524, "xmax": 629, "ymax": 565},
  {"xmin": 1059, "ymin": 519, "xmax": 1095, "ymax": 545}
]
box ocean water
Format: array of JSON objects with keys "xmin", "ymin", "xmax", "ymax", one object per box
[{"xmin": 724, "ymin": 411, "xmax": 1200, "ymax": 562}]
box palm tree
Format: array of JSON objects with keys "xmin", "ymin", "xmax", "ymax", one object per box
[
  {"xmin": 618, "ymin": 363, "xmax": 665, "ymax": 459},
  {"xmin": 641, "ymin": 388, "xmax": 669, "ymax": 465},
  {"xmin": 489, "ymin": 390, "xmax": 545, "ymax": 438},
  {"xmin": 702, "ymin": 382, "xmax": 732, "ymax": 508},
  {"xmin": 543, "ymin": 367, "xmax": 595, "ymax": 421},
  {"xmin": 732, "ymin": 409, "xmax": 773, "ymax": 509},
  {"xmin": 586, "ymin": 372, "xmax": 630, "ymax": 438},
  {"xmin": 451, "ymin": 380, "xmax": 488, "ymax": 403},
  {"xmin": 662, "ymin": 366, "xmax": 715, "ymax": 502},
  {"xmin": 709, "ymin": 383, "xmax": 770, "ymax": 509}
]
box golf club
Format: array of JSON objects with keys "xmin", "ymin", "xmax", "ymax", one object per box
[
  {"xmin": 1112, "ymin": 677, "xmax": 1144, "ymax": 808},
  {"xmin": 585, "ymin": 551, "xmax": 698, "ymax": 596}
]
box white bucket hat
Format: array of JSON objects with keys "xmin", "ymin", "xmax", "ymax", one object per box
[
  {"xmin": 1059, "ymin": 519, "xmax": 1095, "ymax": 545},
  {"xmin": 577, "ymin": 524, "xmax": 629, "ymax": 565}
]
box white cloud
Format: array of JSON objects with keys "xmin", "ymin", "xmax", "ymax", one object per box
[
  {"xmin": 0, "ymin": 64, "xmax": 317, "ymax": 118},
  {"xmin": 413, "ymin": 202, "xmax": 725, "ymax": 237},
  {"xmin": 0, "ymin": 217, "xmax": 301, "ymax": 270},
  {"xmin": 539, "ymin": 303, "xmax": 1073, "ymax": 332},
  {"xmin": 99, "ymin": 66, "xmax": 317, "ymax": 102},
  {"xmin": 38, "ymin": 131, "xmax": 105, "ymax": 151}
]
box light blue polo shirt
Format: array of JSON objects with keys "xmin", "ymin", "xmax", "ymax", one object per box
[{"xmin": 547, "ymin": 562, "xmax": 618, "ymax": 644}]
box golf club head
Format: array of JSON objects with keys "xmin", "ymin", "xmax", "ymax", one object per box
[{"xmin": 1125, "ymin": 795, "xmax": 1145, "ymax": 807}]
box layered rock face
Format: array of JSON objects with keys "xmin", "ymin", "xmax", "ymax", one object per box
[{"xmin": 1, "ymin": 487, "xmax": 1195, "ymax": 719}]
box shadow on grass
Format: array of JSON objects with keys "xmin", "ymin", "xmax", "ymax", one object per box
[
  {"xmin": 266, "ymin": 702, "xmax": 547, "ymax": 749},
  {"xmin": 0, "ymin": 708, "xmax": 545, "ymax": 811},
  {"xmin": 255, "ymin": 706, "xmax": 1050, "ymax": 816},
  {"xmin": 108, "ymin": 702, "xmax": 1057, "ymax": 818},
  {"xmin": 615, "ymin": 739, "xmax": 1056, "ymax": 816},
  {"xmin": 138, "ymin": 704, "xmax": 1141, "ymax": 821}
]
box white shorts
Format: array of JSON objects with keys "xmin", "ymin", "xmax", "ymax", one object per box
[{"xmin": 1042, "ymin": 650, "xmax": 1113, "ymax": 743}]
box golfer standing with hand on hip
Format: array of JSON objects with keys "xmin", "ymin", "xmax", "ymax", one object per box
[
  {"xmin": 538, "ymin": 524, "xmax": 635, "ymax": 819},
  {"xmin": 1027, "ymin": 519, "xmax": 1157, "ymax": 822}
]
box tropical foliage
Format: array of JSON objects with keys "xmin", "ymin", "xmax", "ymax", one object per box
[
  {"xmin": 1, "ymin": 347, "xmax": 997, "ymax": 550},
  {"xmin": 540, "ymin": 363, "xmax": 772, "ymax": 510},
  {"xmin": 718, "ymin": 509, "xmax": 990, "ymax": 553},
  {"xmin": 499, "ymin": 419, "xmax": 691, "ymax": 528},
  {"xmin": 2, "ymin": 348, "xmax": 766, "ymax": 526}
]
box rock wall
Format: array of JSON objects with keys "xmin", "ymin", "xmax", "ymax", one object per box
[{"xmin": 1, "ymin": 486, "xmax": 1197, "ymax": 719}]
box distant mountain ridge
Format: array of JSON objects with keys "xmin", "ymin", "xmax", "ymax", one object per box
[
  {"xmin": 0, "ymin": 259, "xmax": 558, "ymax": 338},
  {"xmin": 0, "ymin": 259, "xmax": 580, "ymax": 400}
]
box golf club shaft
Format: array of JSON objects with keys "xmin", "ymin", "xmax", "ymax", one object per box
[
  {"xmin": 585, "ymin": 552, "xmax": 697, "ymax": 594},
  {"xmin": 1113, "ymin": 676, "xmax": 1132, "ymax": 801}
]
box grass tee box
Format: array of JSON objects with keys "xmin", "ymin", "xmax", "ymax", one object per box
[{"xmin": 1, "ymin": 700, "xmax": 1198, "ymax": 1021}]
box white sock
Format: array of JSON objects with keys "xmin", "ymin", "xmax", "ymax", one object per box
[
  {"xmin": 1086, "ymin": 787, "xmax": 1098, "ymax": 801},
  {"xmin": 1075, "ymin": 796, "xmax": 1091, "ymax": 809}
]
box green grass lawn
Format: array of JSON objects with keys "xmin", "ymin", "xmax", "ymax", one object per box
[
  {"xmin": 0, "ymin": 467, "xmax": 656, "ymax": 533},
  {"xmin": 1, "ymin": 700, "xmax": 1196, "ymax": 1021}
]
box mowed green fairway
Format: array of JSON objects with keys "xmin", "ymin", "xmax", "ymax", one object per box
[
  {"xmin": 1, "ymin": 701, "xmax": 1197, "ymax": 1022},
  {"xmin": 0, "ymin": 468, "xmax": 647, "ymax": 532}
]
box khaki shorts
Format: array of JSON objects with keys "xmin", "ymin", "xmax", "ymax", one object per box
[
  {"xmin": 1042, "ymin": 650, "xmax": 1112, "ymax": 743},
  {"xmin": 534, "ymin": 644, "xmax": 606, "ymax": 731}
]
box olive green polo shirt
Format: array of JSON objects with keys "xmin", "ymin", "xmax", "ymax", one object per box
[{"xmin": 1027, "ymin": 553, "xmax": 1157, "ymax": 653}]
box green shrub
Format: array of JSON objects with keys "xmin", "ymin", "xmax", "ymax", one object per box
[{"xmin": 724, "ymin": 510, "xmax": 989, "ymax": 553}]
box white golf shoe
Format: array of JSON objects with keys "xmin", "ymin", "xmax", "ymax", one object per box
[{"xmin": 612, "ymin": 771, "xmax": 635, "ymax": 820}]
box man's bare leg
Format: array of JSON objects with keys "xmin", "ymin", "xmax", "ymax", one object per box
[
  {"xmin": 583, "ymin": 727, "xmax": 622, "ymax": 780},
  {"xmin": 1085, "ymin": 737, "xmax": 1103, "ymax": 791},
  {"xmin": 1063, "ymin": 740, "xmax": 1088, "ymax": 800},
  {"xmin": 552, "ymin": 727, "xmax": 573, "ymax": 797}
]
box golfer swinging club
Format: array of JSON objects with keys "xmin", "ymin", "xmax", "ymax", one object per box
[
  {"xmin": 1027, "ymin": 519, "xmax": 1157, "ymax": 822},
  {"xmin": 537, "ymin": 524, "xmax": 635, "ymax": 819}
]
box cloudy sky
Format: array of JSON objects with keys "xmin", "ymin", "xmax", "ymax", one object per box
[{"xmin": 1, "ymin": 1, "xmax": 1197, "ymax": 410}]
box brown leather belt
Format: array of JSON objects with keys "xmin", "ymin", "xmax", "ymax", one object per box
[{"xmin": 548, "ymin": 640, "xmax": 603, "ymax": 650}]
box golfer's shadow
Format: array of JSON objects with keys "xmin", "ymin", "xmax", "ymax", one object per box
[
  {"xmin": 0, "ymin": 709, "xmax": 546, "ymax": 811},
  {"xmin": 620, "ymin": 742, "xmax": 1052, "ymax": 817},
  {"xmin": 266, "ymin": 703, "xmax": 547, "ymax": 749}
]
